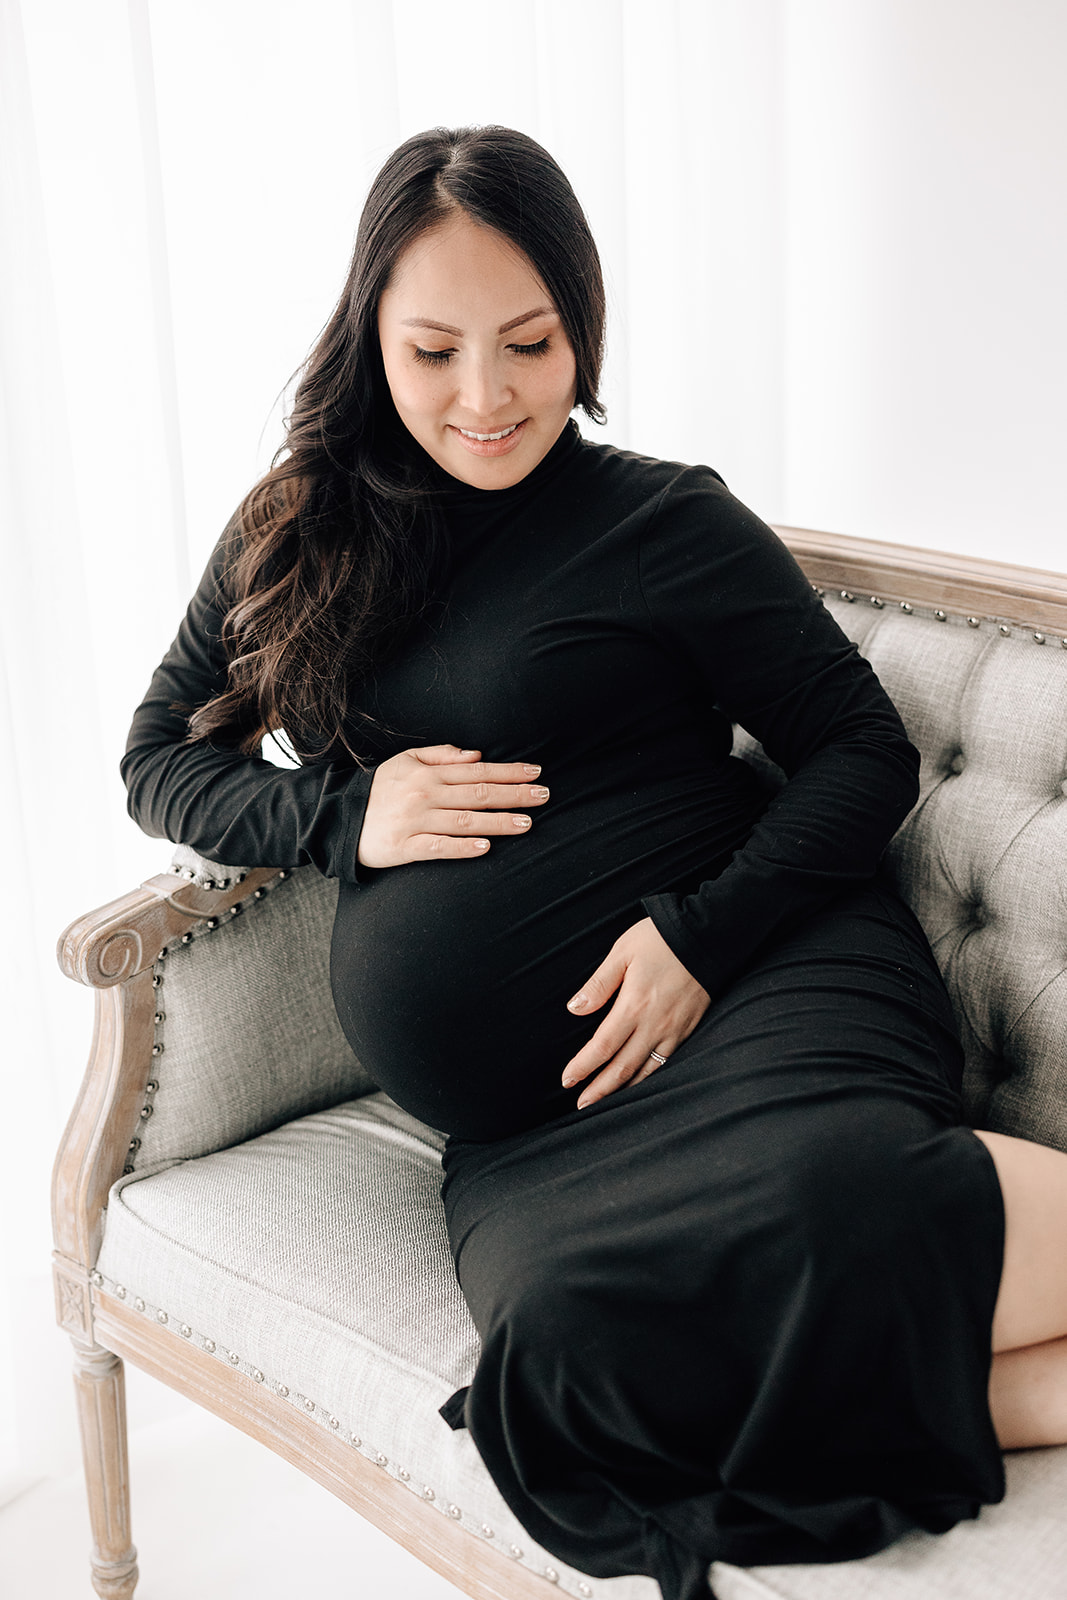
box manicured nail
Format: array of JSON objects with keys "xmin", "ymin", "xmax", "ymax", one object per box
[
  {"xmin": 512, "ymin": 815, "xmax": 531, "ymax": 829},
  {"xmin": 568, "ymin": 993, "xmax": 587, "ymax": 1012},
  {"xmin": 523, "ymin": 764, "xmax": 541, "ymax": 777},
  {"xmin": 576, "ymin": 1094, "xmax": 592, "ymax": 1109},
  {"xmin": 530, "ymin": 786, "xmax": 550, "ymax": 800},
  {"xmin": 473, "ymin": 839, "xmax": 489, "ymax": 850}
]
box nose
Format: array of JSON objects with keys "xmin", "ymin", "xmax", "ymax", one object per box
[{"xmin": 457, "ymin": 351, "xmax": 512, "ymax": 421}]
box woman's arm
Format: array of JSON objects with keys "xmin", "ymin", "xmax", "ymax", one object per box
[
  {"xmin": 634, "ymin": 467, "xmax": 920, "ymax": 999},
  {"xmin": 561, "ymin": 469, "xmax": 920, "ymax": 1106},
  {"xmin": 121, "ymin": 529, "xmax": 374, "ymax": 878}
]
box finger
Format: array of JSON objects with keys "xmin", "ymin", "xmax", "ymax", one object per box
[
  {"xmin": 428, "ymin": 807, "xmax": 534, "ymax": 837},
  {"xmin": 562, "ymin": 1002, "xmax": 635, "ymax": 1091},
  {"xmin": 565, "ymin": 947, "xmax": 627, "ymax": 1021},
  {"xmin": 410, "ymin": 744, "xmax": 483, "ymax": 766},
  {"xmin": 439, "ymin": 760, "xmax": 544, "ymax": 788},
  {"xmin": 406, "ymin": 833, "xmax": 492, "ymax": 861},
  {"xmin": 446, "ymin": 778, "xmax": 549, "ymax": 811},
  {"xmin": 577, "ymin": 1038, "xmax": 668, "ymax": 1108}
]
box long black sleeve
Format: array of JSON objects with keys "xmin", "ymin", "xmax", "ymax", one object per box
[
  {"xmin": 121, "ymin": 531, "xmax": 374, "ymax": 878},
  {"xmin": 637, "ymin": 467, "xmax": 920, "ymax": 996}
]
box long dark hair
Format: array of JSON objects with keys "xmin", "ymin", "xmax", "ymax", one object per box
[{"xmin": 188, "ymin": 125, "xmax": 607, "ymax": 760}]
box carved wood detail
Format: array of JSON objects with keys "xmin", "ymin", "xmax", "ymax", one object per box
[
  {"xmin": 57, "ymin": 868, "xmax": 278, "ymax": 989},
  {"xmin": 70, "ymin": 1332, "xmax": 139, "ymax": 1600},
  {"xmin": 54, "ymin": 1255, "xmax": 93, "ymax": 1339},
  {"xmin": 776, "ymin": 524, "xmax": 1067, "ymax": 633}
]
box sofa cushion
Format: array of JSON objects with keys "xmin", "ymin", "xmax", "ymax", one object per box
[
  {"xmin": 97, "ymin": 1090, "xmax": 1067, "ymax": 1600},
  {"xmin": 98, "ymin": 1091, "xmax": 657, "ymax": 1600}
]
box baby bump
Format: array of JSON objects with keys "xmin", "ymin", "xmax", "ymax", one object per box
[{"xmin": 330, "ymin": 770, "xmax": 764, "ymax": 1140}]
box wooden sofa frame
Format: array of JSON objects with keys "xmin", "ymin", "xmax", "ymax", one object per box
[{"xmin": 52, "ymin": 527, "xmax": 1067, "ymax": 1600}]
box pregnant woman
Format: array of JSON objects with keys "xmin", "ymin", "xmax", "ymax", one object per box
[{"xmin": 123, "ymin": 127, "xmax": 1067, "ymax": 1600}]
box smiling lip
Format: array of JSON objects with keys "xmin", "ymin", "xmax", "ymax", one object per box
[{"xmin": 450, "ymin": 419, "xmax": 528, "ymax": 457}]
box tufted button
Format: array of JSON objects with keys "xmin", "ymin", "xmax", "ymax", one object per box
[
  {"xmin": 949, "ymin": 752, "xmax": 966, "ymax": 775},
  {"xmin": 972, "ymin": 903, "xmax": 989, "ymax": 928}
]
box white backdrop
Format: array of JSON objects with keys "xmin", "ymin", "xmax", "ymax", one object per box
[{"xmin": 2, "ymin": 0, "xmax": 1065, "ymax": 1496}]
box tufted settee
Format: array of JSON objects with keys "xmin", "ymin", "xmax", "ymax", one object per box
[{"xmin": 53, "ymin": 527, "xmax": 1067, "ymax": 1600}]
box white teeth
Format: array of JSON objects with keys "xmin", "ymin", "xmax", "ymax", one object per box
[{"xmin": 458, "ymin": 423, "xmax": 520, "ymax": 441}]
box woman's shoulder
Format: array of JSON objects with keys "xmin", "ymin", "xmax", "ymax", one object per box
[{"xmin": 573, "ymin": 431, "xmax": 731, "ymax": 506}]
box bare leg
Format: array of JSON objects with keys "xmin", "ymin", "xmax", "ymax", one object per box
[
  {"xmin": 974, "ymin": 1130, "xmax": 1067, "ymax": 1449},
  {"xmin": 989, "ymin": 1338, "xmax": 1067, "ymax": 1449}
]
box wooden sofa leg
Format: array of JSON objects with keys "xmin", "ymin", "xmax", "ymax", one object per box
[{"xmin": 71, "ymin": 1338, "xmax": 139, "ymax": 1600}]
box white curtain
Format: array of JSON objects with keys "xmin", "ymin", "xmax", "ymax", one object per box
[{"xmin": 2, "ymin": 0, "xmax": 1065, "ymax": 1495}]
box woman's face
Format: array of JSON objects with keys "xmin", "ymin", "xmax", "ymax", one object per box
[{"xmin": 377, "ymin": 214, "xmax": 578, "ymax": 490}]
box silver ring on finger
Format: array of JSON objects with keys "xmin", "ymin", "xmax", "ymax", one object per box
[{"xmin": 647, "ymin": 1049, "xmax": 667, "ymax": 1066}]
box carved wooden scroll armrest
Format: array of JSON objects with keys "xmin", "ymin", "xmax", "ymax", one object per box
[
  {"xmin": 57, "ymin": 867, "xmax": 280, "ymax": 989},
  {"xmin": 52, "ymin": 867, "xmax": 279, "ymax": 1271}
]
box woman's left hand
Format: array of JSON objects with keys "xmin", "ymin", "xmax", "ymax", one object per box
[{"xmin": 562, "ymin": 918, "xmax": 711, "ymax": 1108}]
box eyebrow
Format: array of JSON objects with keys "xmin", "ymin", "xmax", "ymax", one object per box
[{"xmin": 400, "ymin": 306, "xmax": 556, "ymax": 337}]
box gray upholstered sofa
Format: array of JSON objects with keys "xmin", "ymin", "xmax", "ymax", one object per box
[{"xmin": 53, "ymin": 528, "xmax": 1067, "ymax": 1600}]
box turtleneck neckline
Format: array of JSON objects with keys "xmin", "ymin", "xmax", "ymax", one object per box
[{"xmin": 424, "ymin": 417, "xmax": 584, "ymax": 513}]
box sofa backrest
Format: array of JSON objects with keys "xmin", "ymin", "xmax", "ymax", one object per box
[{"xmin": 737, "ymin": 594, "xmax": 1067, "ymax": 1151}]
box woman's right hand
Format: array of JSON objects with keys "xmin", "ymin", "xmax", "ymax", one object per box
[{"xmin": 356, "ymin": 744, "xmax": 549, "ymax": 869}]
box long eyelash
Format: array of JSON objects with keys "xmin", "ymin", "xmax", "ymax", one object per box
[
  {"xmin": 511, "ymin": 338, "xmax": 550, "ymax": 358},
  {"xmin": 413, "ymin": 347, "xmax": 453, "ymax": 367}
]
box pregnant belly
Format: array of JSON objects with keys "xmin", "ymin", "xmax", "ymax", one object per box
[{"xmin": 330, "ymin": 762, "xmax": 766, "ymax": 1140}]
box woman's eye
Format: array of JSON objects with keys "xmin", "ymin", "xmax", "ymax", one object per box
[
  {"xmin": 413, "ymin": 347, "xmax": 454, "ymax": 367},
  {"xmin": 510, "ymin": 338, "xmax": 550, "ymax": 358}
]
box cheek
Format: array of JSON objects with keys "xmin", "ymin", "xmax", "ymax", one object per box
[{"xmin": 385, "ymin": 361, "xmax": 445, "ymax": 421}]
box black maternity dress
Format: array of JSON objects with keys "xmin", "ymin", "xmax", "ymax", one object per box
[{"xmin": 123, "ymin": 419, "xmax": 1006, "ymax": 1600}]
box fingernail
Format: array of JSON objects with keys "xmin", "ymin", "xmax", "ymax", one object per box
[
  {"xmin": 512, "ymin": 815, "xmax": 531, "ymax": 829},
  {"xmin": 523, "ymin": 764, "xmax": 541, "ymax": 778},
  {"xmin": 530, "ymin": 786, "xmax": 550, "ymax": 800},
  {"xmin": 577, "ymin": 1094, "xmax": 592, "ymax": 1109},
  {"xmin": 473, "ymin": 839, "xmax": 490, "ymax": 851},
  {"xmin": 568, "ymin": 993, "xmax": 587, "ymax": 1012}
]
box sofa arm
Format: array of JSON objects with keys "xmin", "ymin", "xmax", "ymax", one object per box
[{"xmin": 53, "ymin": 860, "xmax": 377, "ymax": 1275}]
